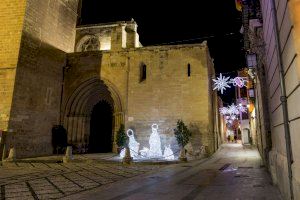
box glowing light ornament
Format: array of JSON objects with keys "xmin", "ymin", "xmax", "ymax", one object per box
[
  {"xmin": 219, "ymin": 107, "xmax": 229, "ymax": 115},
  {"xmin": 225, "ymin": 118, "xmax": 233, "ymax": 125},
  {"xmin": 230, "ymin": 115, "xmax": 236, "ymax": 120},
  {"xmin": 119, "ymin": 129, "xmax": 140, "ymax": 159},
  {"xmin": 230, "ymin": 77, "xmax": 247, "ymax": 88},
  {"xmin": 148, "ymin": 124, "xmax": 163, "ymax": 158},
  {"xmin": 226, "ymin": 129, "xmax": 233, "ymax": 136},
  {"xmin": 119, "ymin": 124, "xmax": 175, "ymax": 161},
  {"xmin": 163, "ymin": 144, "xmax": 174, "ymax": 160},
  {"xmin": 228, "ymin": 104, "xmax": 239, "ymax": 115},
  {"xmin": 139, "ymin": 147, "xmax": 149, "ymax": 158},
  {"xmin": 237, "ymin": 104, "xmax": 247, "ymax": 113},
  {"xmin": 212, "ymin": 73, "xmax": 231, "ymax": 94}
]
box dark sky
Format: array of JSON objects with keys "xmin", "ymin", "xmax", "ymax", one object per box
[{"xmin": 80, "ymin": 0, "xmax": 245, "ymax": 103}]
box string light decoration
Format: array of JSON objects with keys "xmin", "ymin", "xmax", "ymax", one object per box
[
  {"xmin": 148, "ymin": 124, "xmax": 163, "ymax": 158},
  {"xmin": 212, "ymin": 74, "xmax": 248, "ymax": 94},
  {"xmin": 219, "ymin": 107, "xmax": 229, "ymax": 115},
  {"xmin": 228, "ymin": 103, "xmax": 240, "ymax": 115},
  {"xmin": 231, "ymin": 77, "xmax": 248, "ymax": 88},
  {"xmin": 212, "ymin": 73, "xmax": 231, "ymax": 94},
  {"xmin": 119, "ymin": 129, "xmax": 140, "ymax": 159},
  {"xmin": 237, "ymin": 104, "xmax": 248, "ymax": 113},
  {"xmin": 220, "ymin": 104, "xmax": 247, "ymax": 116},
  {"xmin": 219, "ymin": 103, "xmax": 248, "ymax": 126},
  {"xmin": 119, "ymin": 124, "xmax": 175, "ymax": 160}
]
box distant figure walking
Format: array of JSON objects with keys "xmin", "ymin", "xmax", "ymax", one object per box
[{"xmin": 230, "ymin": 134, "xmax": 234, "ymax": 143}]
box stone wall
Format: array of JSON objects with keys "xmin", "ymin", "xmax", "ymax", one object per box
[
  {"xmin": 1, "ymin": 0, "xmax": 218, "ymax": 158},
  {"xmin": 63, "ymin": 43, "xmax": 217, "ymax": 156},
  {"xmin": 0, "ymin": 0, "xmax": 27, "ymax": 131},
  {"xmin": 125, "ymin": 44, "xmax": 213, "ymax": 155},
  {"xmin": 7, "ymin": 0, "xmax": 79, "ymax": 158},
  {"xmin": 260, "ymin": 0, "xmax": 300, "ymax": 199},
  {"xmin": 75, "ymin": 21, "xmax": 141, "ymax": 52}
]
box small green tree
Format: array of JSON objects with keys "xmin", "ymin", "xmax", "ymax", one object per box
[
  {"xmin": 174, "ymin": 120, "xmax": 192, "ymax": 148},
  {"xmin": 116, "ymin": 124, "xmax": 127, "ymax": 148}
]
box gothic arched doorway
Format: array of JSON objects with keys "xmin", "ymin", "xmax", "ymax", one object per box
[
  {"xmin": 89, "ymin": 101, "xmax": 113, "ymax": 153},
  {"xmin": 63, "ymin": 77, "xmax": 124, "ymax": 154}
]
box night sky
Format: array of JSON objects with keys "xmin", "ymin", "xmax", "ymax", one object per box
[{"xmin": 80, "ymin": 0, "xmax": 245, "ymax": 103}]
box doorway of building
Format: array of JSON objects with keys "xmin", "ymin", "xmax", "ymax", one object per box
[{"xmin": 89, "ymin": 100, "xmax": 113, "ymax": 153}]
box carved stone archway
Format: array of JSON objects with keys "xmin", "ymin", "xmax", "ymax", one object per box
[{"xmin": 63, "ymin": 77, "xmax": 124, "ymax": 153}]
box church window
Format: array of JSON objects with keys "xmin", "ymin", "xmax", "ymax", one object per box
[
  {"xmin": 187, "ymin": 63, "xmax": 191, "ymax": 77},
  {"xmin": 140, "ymin": 63, "xmax": 147, "ymax": 82}
]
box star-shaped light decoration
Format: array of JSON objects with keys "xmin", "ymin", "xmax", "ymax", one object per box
[
  {"xmin": 228, "ymin": 104, "xmax": 239, "ymax": 115},
  {"xmin": 225, "ymin": 118, "xmax": 233, "ymax": 125},
  {"xmin": 237, "ymin": 104, "xmax": 247, "ymax": 113},
  {"xmin": 212, "ymin": 73, "xmax": 231, "ymax": 94},
  {"xmin": 230, "ymin": 115, "xmax": 237, "ymax": 120},
  {"xmin": 219, "ymin": 107, "xmax": 229, "ymax": 115}
]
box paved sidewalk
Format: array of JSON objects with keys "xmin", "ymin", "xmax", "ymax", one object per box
[
  {"xmin": 0, "ymin": 144, "xmax": 282, "ymax": 199},
  {"xmin": 62, "ymin": 144, "xmax": 282, "ymax": 200},
  {"xmin": 0, "ymin": 156, "xmax": 164, "ymax": 200}
]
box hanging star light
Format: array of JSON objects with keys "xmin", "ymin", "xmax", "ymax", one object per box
[
  {"xmin": 237, "ymin": 104, "xmax": 247, "ymax": 113},
  {"xmin": 225, "ymin": 118, "xmax": 233, "ymax": 125},
  {"xmin": 230, "ymin": 77, "xmax": 248, "ymax": 88},
  {"xmin": 230, "ymin": 115, "xmax": 237, "ymax": 120},
  {"xmin": 219, "ymin": 107, "xmax": 229, "ymax": 115},
  {"xmin": 212, "ymin": 73, "xmax": 231, "ymax": 94},
  {"xmin": 228, "ymin": 104, "xmax": 239, "ymax": 115}
]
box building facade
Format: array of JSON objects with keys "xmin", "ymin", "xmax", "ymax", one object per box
[
  {"xmin": 243, "ymin": 0, "xmax": 300, "ymax": 199},
  {"xmin": 0, "ymin": 0, "xmax": 220, "ymax": 158}
]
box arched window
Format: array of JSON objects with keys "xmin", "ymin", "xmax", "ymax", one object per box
[{"xmin": 140, "ymin": 63, "xmax": 147, "ymax": 82}]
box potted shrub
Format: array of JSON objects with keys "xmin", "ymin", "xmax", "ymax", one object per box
[
  {"xmin": 174, "ymin": 120, "xmax": 192, "ymax": 161},
  {"xmin": 116, "ymin": 124, "xmax": 127, "ymax": 153}
]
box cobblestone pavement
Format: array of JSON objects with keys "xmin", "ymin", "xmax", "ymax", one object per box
[
  {"xmin": 61, "ymin": 144, "xmax": 283, "ymax": 200},
  {"xmin": 0, "ymin": 144, "xmax": 283, "ymax": 200},
  {"xmin": 0, "ymin": 156, "xmax": 164, "ymax": 200}
]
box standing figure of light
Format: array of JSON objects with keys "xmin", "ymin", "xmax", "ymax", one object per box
[
  {"xmin": 148, "ymin": 124, "xmax": 162, "ymax": 158},
  {"xmin": 119, "ymin": 129, "xmax": 140, "ymax": 159}
]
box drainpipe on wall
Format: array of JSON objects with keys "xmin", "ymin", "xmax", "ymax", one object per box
[{"xmin": 270, "ymin": 0, "xmax": 294, "ymax": 199}]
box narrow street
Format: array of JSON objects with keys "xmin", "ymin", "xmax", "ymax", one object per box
[{"xmin": 62, "ymin": 144, "xmax": 282, "ymax": 200}]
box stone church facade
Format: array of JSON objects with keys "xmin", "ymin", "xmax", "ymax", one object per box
[{"xmin": 0, "ymin": 0, "xmax": 221, "ymax": 158}]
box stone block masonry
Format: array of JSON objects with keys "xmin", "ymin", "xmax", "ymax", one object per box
[
  {"xmin": 2, "ymin": 0, "xmax": 79, "ymax": 158},
  {"xmin": 0, "ymin": 0, "xmax": 27, "ymax": 131}
]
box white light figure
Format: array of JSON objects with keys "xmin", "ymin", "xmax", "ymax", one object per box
[
  {"xmin": 163, "ymin": 144, "xmax": 174, "ymax": 160},
  {"xmin": 212, "ymin": 73, "xmax": 231, "ymax": 94},
  {"xmin": 230, "ymin": 77, "xmax": 247, "ymax": 88},
  {"xmin": 139, "ymin": 147, "xmax": 149, "ymax": 158},
  {"xmin": 119, "ymin": 129, "xmax": 140, "ymax": 159},
  {"xmin": 148, "ymin": 124, "xmax": 163, "ymax": 158}
]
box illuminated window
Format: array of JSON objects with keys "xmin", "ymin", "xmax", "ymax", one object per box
[
  {"xmin": 247, "ymin": 54, "xmax": 257, "ymax": 67},
  {"xmin": 140, "ymin": 63, "xmax": 146, "ymax": 82}
]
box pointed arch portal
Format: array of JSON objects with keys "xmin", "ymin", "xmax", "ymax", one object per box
[{"xmin": 63, "ymin": 77, "xmax": 123, "ymax": 153}]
